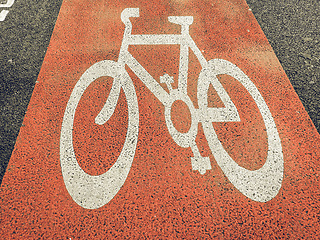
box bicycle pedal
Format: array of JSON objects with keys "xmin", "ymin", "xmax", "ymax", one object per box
[
  {"xmin": 160, "ymin": 73, "xmax": 174, "ymax": 92},
  {"xmin": 191, "ymin": 156, "xmax": 212, "ymax": 175}
]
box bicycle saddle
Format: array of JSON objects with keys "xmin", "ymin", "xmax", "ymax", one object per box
[{"xmin": 168, "ymin": 16, "xmax": 194, "ymax": 25}]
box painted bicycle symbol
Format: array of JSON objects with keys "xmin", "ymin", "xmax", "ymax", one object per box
[{"xmin": 60, "ymin": 8, "xmax": 283, "ymax": 209}]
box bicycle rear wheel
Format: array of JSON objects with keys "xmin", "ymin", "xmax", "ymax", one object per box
[
  {"xmin": 60, "ymin": 60, "xmax": 139, "ymax": 209},
  {"xmin": 198, "ymin": 59, "xmax": 283, "ymax": 202}
]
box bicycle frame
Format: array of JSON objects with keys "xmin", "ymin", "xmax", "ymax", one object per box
[
  {"xmin": 60, "ymin": 8, "xmax": 284, "ymax": 209},
  {"xmin": 94, "ymin": 8, "xmax": 242, "ymax": 174},
  {"xmin": 118, "ymin": 8, "xmax": 207, "ymax": 108}
]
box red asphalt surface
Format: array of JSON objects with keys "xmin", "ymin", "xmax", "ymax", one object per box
[{"xmin": 1, "ymin": 0, "xmax": 319, "ymax": 238}]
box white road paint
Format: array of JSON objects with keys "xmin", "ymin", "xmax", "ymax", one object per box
[
  {"xmin": 198, "ymin": 59, "xmax": 283, "ymax": 202},
  {"xmin": 60, "ymin": 61, "xmax": 139, "ymax": 209},
  {"xmin": 0, "ymin": 0, "xmax": 14, "ymax": 21},
  {"xmin": 60, "ymin": 8, "xmax": 283, "ymax": 209}
]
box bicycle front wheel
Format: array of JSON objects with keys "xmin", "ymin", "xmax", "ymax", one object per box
[
  {"xmin": 198, "ymin": 59, "xmax": 283, "ymax": 202},
  {"xmin": 60, "ymin": 60, "xmax": 139, "ymax": 209}
]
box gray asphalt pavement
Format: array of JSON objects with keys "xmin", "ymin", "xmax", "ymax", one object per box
[
  {"xmin": 0, "ymin": 0, "xmax": 63, "ymax": 183},
  {"xmin": 247, "ymin": 0, "xmax": 319, "ymax": 132},
  {"xmin": 0, "ymin": 0, "xmax": 319, "ymax": 184}
]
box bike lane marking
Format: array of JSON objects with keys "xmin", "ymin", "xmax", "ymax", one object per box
[{"xmin": 1, "ymin": 0, "xmax": 319, "ymax": 238}]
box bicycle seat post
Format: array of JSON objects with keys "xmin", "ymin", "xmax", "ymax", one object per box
[
  {"xmin": 121, "ymin": 8, "xmax": 139, "ymax": 36},
  {"xmin": 119, "ymin": 8, "xmax": 139, "ymax": 63}
]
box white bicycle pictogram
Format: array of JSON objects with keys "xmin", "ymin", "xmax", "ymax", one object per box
[{"xmin": 60, "ymin": 8, "xmax": 283, "ymax": 209}]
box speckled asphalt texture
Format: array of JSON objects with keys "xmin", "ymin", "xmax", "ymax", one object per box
[
  {"xmin": 246, "ymin": 0, "xmax": 320, "ymax": 134},
  {"xmin": 0, "ymin": 0, "xmax": 64, "ymax": 182},
  {"xmin": 0, "ymin": 0, "xmax": 319, "ymax": 238},
  {"xmin": 0, "ymin": 0, "xmax": 318, "ymax": 185}
]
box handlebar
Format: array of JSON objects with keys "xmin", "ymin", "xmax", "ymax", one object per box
[
  {"xmin": 120, "ymin": 7, "xmax": 193, "ymax": 37},
  {"xmin": 121, "ymin": 8, "xmax": 193, "ymax": 27}
]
